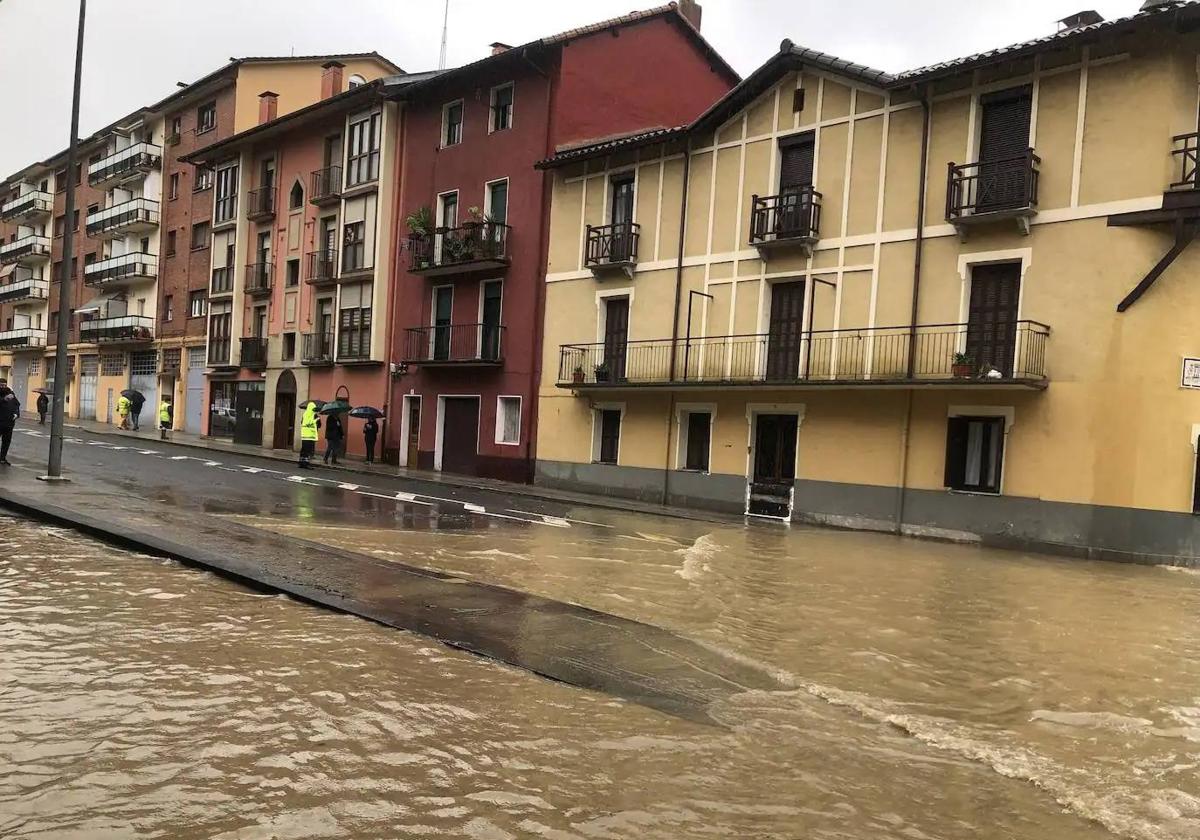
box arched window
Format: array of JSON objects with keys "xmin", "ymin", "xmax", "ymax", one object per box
[
  {"xmin": 348, "ymin": 74, "xmax": 366, "ymax": 89},
  {"xmin": 289, "ymin": 180, "xmax": 304, "ymax": 209}
]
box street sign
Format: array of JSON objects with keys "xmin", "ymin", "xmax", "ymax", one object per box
[{"xmin": 1182, "ymin": 357, "xmax": 1200, "ymax": 389}]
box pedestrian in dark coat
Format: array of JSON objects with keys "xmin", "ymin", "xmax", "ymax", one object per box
[
  {"xmin": 363, "ymin": 417, "xmax": 379, "ymax": 464},
  {"xmin": 0, "ymin": 380, "xmax": 20, "ymax": 466},
  {"xmin": 323, "ymin": 413, "xmax": 344, "ymax": 465},
  {"xmin": 36, "ymin": 393, "xmax": 48, "ymax": 425},
  {"xmin": 129, "ymin": 392, "xmax": 146, "ymax": 431}
]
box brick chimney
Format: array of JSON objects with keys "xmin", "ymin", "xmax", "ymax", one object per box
[
  {"xmin": 258, "ymin": 91, "xmax": 278, "ymax": 124},
  {"xmin": 677, "ymin": 0, "xmax": 702, "ymax": 29},
  {"xmin": 320, "ymin": 61, "xmax": 345, "ymax": 99},
  {"xmin": 490, "ymin": 42, "xmax": 512, "ymax": 56}
]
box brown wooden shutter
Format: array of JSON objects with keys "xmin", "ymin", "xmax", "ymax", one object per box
[
  {"xmin": 978, "ymin": 86, "xmax": 1032, "ymax": 162},
  {"xmin": 944, "ymin": 416, "xmax": 970, "ymax": 488},
  {"xmin": 778, "ymin": 136, "xmax": 815, "ymax": 191}
]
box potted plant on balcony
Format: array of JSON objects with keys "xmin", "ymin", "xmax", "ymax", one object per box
[
  {"xmin": 594, "ymin": 362, "xmax": 611, "ymax": 383},
  {"xmin": 406, "ymin": 206, "xmax": 434, "ymax": 269},
  {"xmin": 951, "ymin": 352, "xmax": 974, "ymax": 378},
  {"xmin": 572, "ymin": 365, "xmax": 585, "ymax": 385}
]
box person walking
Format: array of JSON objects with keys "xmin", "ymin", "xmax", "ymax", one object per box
[
  {"xmin": 36, "ymin": 392, "xmax": 48, "ymax": 425},
  {"xmin": 0, "ymin": 380, "xmax": 20, "ymax": 466},
  {"xmin": 298, "ymin": 401, "xmax": 320, "ymax": 469},
  {"xmin": 158, "ymin": 397, "xmax": 173, "ymax": 440},
  {"xmin": 323, "ymin": 412, "xmax": 344, "ymax": 466},
  {"xmin": 363, "ymin": 417, "xmax": 379, "ymax": 464},
  {"xmin": 129, "ymin": 391, "xmax": 146, "ymax": 431},
  {"xmin": 116, "ymin": 393, "xmax": 132, "ymax": 430}
]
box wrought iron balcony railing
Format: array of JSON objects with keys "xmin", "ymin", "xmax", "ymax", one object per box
[
  {"xmin": 87, "ymin": 142, "xmax": 162, "ymax": 187},
  {"xmin": 749, "ymin": 187, "xmax": 822, "ymax": 248},
  {"xmin": 306, "ymin": 249, "xmax": 338, "ymax": 286},
  {"xmin": 246, "ymin": 186, "xmax": 276, "ymax": 221},
  {"xmin": 245, "ymin": 262, "xmax": 273, "ymax": 296},
  {"xmin": 85, "ymin": 198, "xmax": 160, "ymax": 239},
  {"xmin": 557, "ymin": 321, "xmax": 1050, "ymax": 388},
  {"xmin": 408, "ymin": 222, "xmax": 511, "ymax": 276},
  {"xmin": 301, "ymin": 331, "xmax": 335, "ymax": 366},
  {"xmin": 80, "ymin": 315, "xmax": 155, "ymax": 344},
  {"xmin": 240, "ymin": 336, "xmax": 268, "ymax": 368},
  {"xmin": 310, "ymin": 166, "xmax": 342, "ymax": 205},
  {"xmin": 946, "ymin": 149, "xmax": 1040, "ymax": 223},
  {"xmin": 0, "ymin": 235, "xmax": 52, "ymax": 265},
  {"xmin": 83, "ymin": 252, "xmax": 158, "ymax": 287},
  {"xmin": 1, "ymin": 190, "xmax": 54, "ymax": 222},
  {"xmin": 402, "ymin": 323, "xmax": 505, "ymax": 365},
  {"xmin": 585, "ymin": 222, "xmax": 639, "ymax": 269}
]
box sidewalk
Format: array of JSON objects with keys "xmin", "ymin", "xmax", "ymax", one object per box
[{"xmin": 43, "ymin": 412, "xmax": 731, "ymax": 525}]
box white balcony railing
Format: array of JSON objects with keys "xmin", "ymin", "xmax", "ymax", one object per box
[
  {"xmin": 87, "ymin": 142, "xmax": 163, "ymax": 185},
  {"xmin": 1, "ymin": 190, "xmax": 54, "ymax": 221}
]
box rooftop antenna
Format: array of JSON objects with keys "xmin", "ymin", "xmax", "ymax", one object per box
[{"xmin": 438, "ymin": 0, "xmax": 450, "ymax": 70}]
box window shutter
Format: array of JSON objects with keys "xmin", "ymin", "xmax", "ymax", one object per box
[
  {"xmin": 978, "ymin": 87, "xmax": 1032, "ymax": 161},
  {"xmin": 778, "ymin": 137, "xmax": 815, "ymax": 190},
  {"xmin": 791, "ymin": 89, "xmax": 805, "ymax": 114},
  {"xmin": 944, "ymin": 416, "xmax": 970, "ymax": 488}
]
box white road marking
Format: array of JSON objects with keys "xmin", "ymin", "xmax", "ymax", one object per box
[
  {"xmin": 338, "ymin": 483, "xmax": 361, "ymax": 491},
  {"xmin": 463, "ymin": 503, "xmax": 486, "ymax": 514},
  {"xmin": 356, "ymin": 491, "xmax": 434, "ymax": 506},
  {"xmin": 285, "ymin": 475, "xmax": 308, "ymax": 483},
  {"xmin": 203, "ymin": 461, "xmax": 221, "ymax": 467},
  {"xmin": 170, "ymin": 456, "xmax": 190, "ymax": 461},
  {"xmin": 138, "ymin": 450, "xmax": 159, "ymax": 455}
]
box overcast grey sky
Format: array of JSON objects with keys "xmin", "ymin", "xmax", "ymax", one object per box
[{"xmin": 0, "ymin": 0, "xmax": 1145, "ymax": 175}]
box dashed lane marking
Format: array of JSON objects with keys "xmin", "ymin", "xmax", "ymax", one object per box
[{"xmin": 338, "ymin": 483, "xmax": 361, "ymax": 491}]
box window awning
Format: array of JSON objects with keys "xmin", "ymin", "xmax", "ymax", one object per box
[
  {"xmin": 0, "ymin": 264, "xmax": 15, "ymax": 280},
  {"xmin": 75, "ymin": 292, "xmax": 125, "ymax": 314}
]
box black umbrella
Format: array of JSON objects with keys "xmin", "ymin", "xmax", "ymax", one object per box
[
  {"xmin": 318, "ymin": 399, "xmax": 351, "ymax": 415},
  {"xmin": 349, "ymin": 406, "xmax": 384, "ymax": 419},
  {"xmin": 299, "ymin": 399, "xmax": 326, "ymax": 412},
  {"xmin": 32, "ymin": 387, "xmax": 52, "ymax": 395},
  {"xmin": 121, "ymin": 389, "xmax": 144, "ymax": 401}
]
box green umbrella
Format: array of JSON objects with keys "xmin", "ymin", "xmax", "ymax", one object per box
[{"xmin": 318, "ymin": 399, "xmax": 351, "ymax": 415}]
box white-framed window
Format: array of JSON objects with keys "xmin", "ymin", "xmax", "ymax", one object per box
[
  {"xmin": 592, "ymin": 403, "xmax": 624, "ymax": 465},
  {"xmin": 676, "ymin": 404, "xmax": 715, "ymax": 473},
  {"xmin": 214, "ymin": 162, "xmax": 238, "ymax": 223},
  {"xmin": 345, "ymin": 110, "xmax": 381, "ymax": 186},
  {"xmin": 442, "ymin": 100, "xmax": 464, "ymax": 147},
  {"xmin": 944, "ymin": 406, "xmax": 1013, "ymax": 495},
  {"xmin": 489, "ymin": 83, "xmax": 514, "ymax": 133},
  {"xmin": 496, "ymin": 396, "xmax": 521, "ymax": 445},
  {"xmin": 484, "ymin": 178, "xmax": 508, "ymax": 225},
  {"xmin": 348, "ymin": 74, "xmax": 366, "ymax": 89}
]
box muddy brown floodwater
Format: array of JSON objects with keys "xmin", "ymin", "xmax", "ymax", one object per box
[{"xmin": 5, "ymin": 507, "xmax": 1200, "ymax": 839}]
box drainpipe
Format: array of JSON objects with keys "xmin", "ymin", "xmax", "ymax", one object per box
[
  {"xmin": 523, "ymin": 47, "xmax": 554, "ymax": 485},
  {"xmin": 662, "ymin": 140, "xmax": 693, "ymax": 505},
  {"xmin": 381, "ymin": 100, "xmax": 406, "ymax": 464},
  {"xmin": 896, "ymin": 85, "xmax": 933, "ymax": 533}
]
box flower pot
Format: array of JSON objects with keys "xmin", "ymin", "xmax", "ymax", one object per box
[
  {"xmin": 952, "ymin": 363, "xmax": 973, "ymax": 378},
  {"xmin": 572, "ymin": 370, "xmax": 585, "ymax": 384}
]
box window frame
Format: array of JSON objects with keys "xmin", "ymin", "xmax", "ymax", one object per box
[
  {"xmin": 484, "ymin": 177, "xmax": 508, "ymax": 225},
  {"xmin": 196, "ymin": 101, "xmax": 217, "ymax": 135},
  {"xmin": 944, "ymin": 413, "xmax": 1008, "ymax": 495},
  {"xmin": 441, "ymin": 99, "xmax": 464, "ymax": 148},
  {"xmin": 345, "ymin": 110, "xmax": 381, "ymax": 187},
  {"xmin": 190, "ymin": 221, "xmax": 211, "ymax": 251},
  {"xmin": 676, "ymin": 403, "xmax": 715, "ymax": 473},
  {"xmin": 214, "ymin": 162, "xmax": 239, "ymax": 224},
  {"xmin": 592, "ymin": 403, "xmax": 624, "ymax": 465},
  {"xmin": 489, "ymin": 82, "xmax": 514, "ymax": 133},
  {"xmin": 163, "ymin": 295, "xmax": 173, "ymax": 323},
  {"xmin": 194, "ymin": 166, "xmax": 214, "ymax": 193},
  {"xmin": 169, "ymin": 172, "xmax": 180, "ymax": 200},
  {"xmin": 166, "ymin": 229, "xmax": 177, "ymax": 256},
  {"xmin": 495, "ymin": 395, "xmax": 521, "ymax": 446},
  {"xmin": 188, "ymin": 290, "xmax": 208, "ymax": 319}
]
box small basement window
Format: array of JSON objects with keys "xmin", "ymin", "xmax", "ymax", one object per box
[{"xmin": 944, "ymin": 416, "xmax": 1005, "ymax": 494}]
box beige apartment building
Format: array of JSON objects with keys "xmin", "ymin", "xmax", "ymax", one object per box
[{"xmin": 536, "ymin": 1, "xmax": 1200, "ymax": 562}]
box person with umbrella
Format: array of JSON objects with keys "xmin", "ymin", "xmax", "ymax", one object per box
[
  {"xmin": 350, "ymin": 406, "xmax": 384, "ymax": 464},
  {"xmin": 322, "ymin": 410, "xmax": 344, "ymax": 465},
  {"xmin": 0, "ymin": 379, "xmax": 19, "ymax": 466},
  {"xmin": 35, "ymin": 391, "xmax": 49, "ymax": 425},
  {"xmin": 124, "ymin": 389, "xmax": 146, "ymax": 431},
  {"xmin": 298, "ymin": 400, "xmax": 320, "ymax": 469}
]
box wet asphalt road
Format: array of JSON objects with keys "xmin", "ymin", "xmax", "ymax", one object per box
[{"xmin": 3, "ymin": 426, "xmax": 629, "ymax": 534}]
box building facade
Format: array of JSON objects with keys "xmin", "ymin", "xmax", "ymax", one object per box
[
  {"xmin": 388, "ymin": 0, "xmax": 736, "ymax": 479},
  {"xmin": 536, "ymin": 3, "xmax": 1200, "ymax": 563}
]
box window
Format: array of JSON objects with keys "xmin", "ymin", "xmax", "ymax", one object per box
[
  {"xmin": 348, "ymin": 74, "xmax": 367, "ymax": 89},
  {"xmin": 194, "ymin": 166, "xmax": 214, "ymax": 192},
  {"xmin": 214, "ymin": 163, "xmax": 238, "ymax": 223},
  {"xmin": 596, "ymin": 409, "xmax": 621, "ymax": 465},
  {"xmin": 169, "ymin": 116, "xmax": 182, "ymax": 142},
  {"xmin": 100, "ymin": 353, "xmax": 124, "ymax": 376},
  {"xmin": 346, "ymin": 112, "xmax": 381, "ymax": 186},
  {"xmin": 343, "ymin": 221, "xmax": 367, "ymax": 272},
  {"xmin": 49, "ymin": 311, "xmax": 58, "ymax": 334},
  {"xmin": 188, "ymin": 290, "xmax": 207, "ymax": 318},
  {"xmin": 197, "ymin": 101, "xmax": 217, "ymax": 134},
  {"xmin": 55, "ymin": 169, "xmax": 66, "ymax": 193},
  {"xmin": 28, "ymin": 358, "xmax": 40, "ymax": 377},
  {"xmin": 442, "ymin": 100, "xmax": 463, "ymax": 147},
  {"xmin": 289, "ymin": 181, "xmax": 304, "ymax": 209},
  {"xmin": 191, "ymin": 221, "xmax": 210, "ymax": 250},
  {"xmin": 74, "ymin": 209, "xmax": 82, "ymax": 230},
  {"xmin": 169, "ymin": 172, "xmax": 180, "ymax": 200},
  {"xmin": 337, "ymin": 283, "xmax": 372, "ymax": 359},
  {"xmin": 945, "ymin": 416, "xmax": 1006, "ymax": 494},
  {"xmin": 74, "ymin": 163, "xmax": 82, "ymax": 185},
  {"xmin": 286, "ymin": 258, "xmax": 300, "ymax": 287},
  {"xmin": 53, "ymin": 215, "xmax": 65, "ymax": 237},
  {"xmin": 163, "ymin": 295, "xmax": 173, "ymax": 322},
  {"xmin": 208, "ymin": 301, "xmax": 232, "ymax": 363},
  {"xmin": 681, "ymin": 410, "xmax": 712, "ymax": 472},
  {"xmin": 485, "ymin": 179, "xmax": 508, "ymax": 225},
  {"xmin": 282, "ymin": 332, "xmax": 296, "ymax": 361},
  {"xmin": 496, "ymin": 396, "xmax": 521, "ymax": 445},
  {"xmin": 166, "ymin": 230, "xmax": 177, "ymax": 256},
  {"xmin": 490, "ymin": 83, "xmax": 513, "ymax": 132}
]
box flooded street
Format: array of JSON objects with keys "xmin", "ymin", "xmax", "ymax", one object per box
[{"xmin": 4, "ymin": 506, "xmax": 1200, "ymax": 839}]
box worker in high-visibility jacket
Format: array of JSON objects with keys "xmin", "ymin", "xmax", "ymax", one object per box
[
  {"xmin": 116, "ymin": 394, "xmax": 132, "ymax": 430},
  {"xmin": 158, "ymin": 398, "xmax": 173, "ymax": 440},
  {"xmin": 299, "ymin": 401, "xmax": 320, "ymax": 469}
]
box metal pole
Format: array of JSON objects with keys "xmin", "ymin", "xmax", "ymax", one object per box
[{"xmin": 43, "ymin": 0, "xmax": 86, "ymax": 481}]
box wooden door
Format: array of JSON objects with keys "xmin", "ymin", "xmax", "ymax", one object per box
[
  {"xmin": 406, "ymin": 397, "xmax": 421, "ymax": 468},
  {"xmin": 233, "ymin": 386, "xmax": 264, "ymax": 446},
  {"xmin": 273, "ymin": 393, "xmax": 295, "ymax": 450},
  {"xmin": 440, "ymin": 397, "xmax": 480, "ymax": 475},
  {"xmin": 966, "ymin": 263, "xmax": 1020, "ymax": 377},
  {"xmin": 432, "ymin": 286, "xmax": 453, "ymax": 360},
  {"xmin": 602, "ymin": 297, "xmax": 629, "ymax": 381},
  {"xmin": 977, "ymin": 87, "xmax": 1032, "ymax": 211},
  {"xmin": 777, "ymin": 136, "xmax": 815, "ymax": 235},
  {"xmin": 753, "ymin": 414, "xmax": 798, "ymax": 483},
  {"xmin": 765, "ymin": 281, "xmax": 805, "ymax": 380},
  {"xmin": 480, "ymin": 281, "xmax": 502, "ymax": 361},
  {"xmin": 609, "ymin": 176, "xmax": 635, "ymax": 261}
]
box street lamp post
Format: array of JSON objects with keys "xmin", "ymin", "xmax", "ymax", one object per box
[{"xmin": 41, "ymin": 0, "xmax": 87, "ymax": 482}]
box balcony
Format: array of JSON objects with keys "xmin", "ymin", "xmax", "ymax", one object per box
[
  {"xmin": 83, "ymin": 252, "xmax": 157, "ymax": 289},
  {"xmin": 210, "ymin": 266, "xmax": 234, "ymax": 296},
  {"xmin": 86, "ymin": 198, "xmax": 160, "ymax": 240},
  {"xmin": 556, "ymin": 321, "xmax": 1050, "ymax": 390},
  {"xmin": 310, "ymin": 166, "xmax": 342, "ymax": 206},
  {"xmin": 240, "ymin": 336, "xmax": 268, "ymax": 369},
  {"xmin": 402, "ymin": 323, "xmax": 504, "ymax": 367},
  {"xmin": 80, "ymin": 315, "xmax": 155, "ymax": 344},
  {"xmin": 305, "ymin": 249, "xmax": 338, "ymax": 287},
  {"xmin": 301, "ymin": 331, "xmax": 334, "ymax": 366},
  {"xmin": 409, "ymin": 222, "xmax": 511, "ymax": 277},
  {"xmin": 749, "ymin": 188, "xmax": 822, "ymax": 253},
  {"xmin": 87, "ymin": 142, "xmax": 163, "ymax": 188},
  {"xmin": 0, "ymin": 328, "xmax": 46, "ymax": 350},
  {"xmin": 585, "ymin": 222, "xmax": 639, "ymax": 278},
  {"xmin": 0, "ymin": 235, "xmax": 52, "ymax": 266},
  {"xmin": 946, "ymin": 149, "xmax": 1040, "ymax": 235},
  {"xmin": 0, "ymin": 273, "xmax": 49, "ymax": 304},
  {"xmin": 246, "ymin": 186, "xmax": 276, "ymax": 222},
  {"xmin": 245, "ymin": 262, "xmax": 272, "ymax": 296},
  {"xmin": 1, "ymin": 190, "xmax": 54, "ymax": 222}
]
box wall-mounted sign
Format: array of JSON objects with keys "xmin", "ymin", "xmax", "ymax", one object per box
[{"xmin": 1182, "ymin": 357, "xmax": 1200, "ymax": 389}]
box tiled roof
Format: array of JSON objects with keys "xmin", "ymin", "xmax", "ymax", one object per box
[{"xmin": 538, "ymin": 125, "xmax": 689, "ymax": 167}]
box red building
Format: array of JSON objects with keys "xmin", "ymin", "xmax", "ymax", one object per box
[{"xmin": 389, "ymin": 1, "xmax": 737, "ymax": 480}]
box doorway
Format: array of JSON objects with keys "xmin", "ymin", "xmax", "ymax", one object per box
[
  {"xmin": 78, "ymin": 355, "xmax": 98, "ymax": 420},
  {"xmin": 965, "ymin": 263, "xmax": 1020, "ymax": 377},
  {"xmin": 765, "ymin": 281, "xmax": 806, "ymax": 380},
  {"xmin": 273, "ymin": 369, "xmax": 296, "ymax": 450},
  {"xmin": 438, "ymin": 396, "xmax": 480, "ymax": 475},
  {"xmin": 602, "ymin": 297, "xmax": 629, "ymax": 381},
  {"xmin": 748, "ymin": 412, "xmax": 799, "ymax": 519},
  {"xmin": 404, "ymin": 395, "xmax": 421, "ymax": 468},
  {"xmin": 233, "ymin": 382, "xmax": 265, "ymax": 446}
]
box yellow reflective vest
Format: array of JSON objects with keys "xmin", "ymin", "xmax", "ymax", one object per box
[
  {"xmin": 159, "ymin": 402, "xmax": 171, "ymax": 424},
  {"xmin": 300, "ymin": 402, "xmax": 319, "ymax": 441},
  {"xmin": 117, "ymin": 396, "xmax": 131, "ymax": 415}
]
